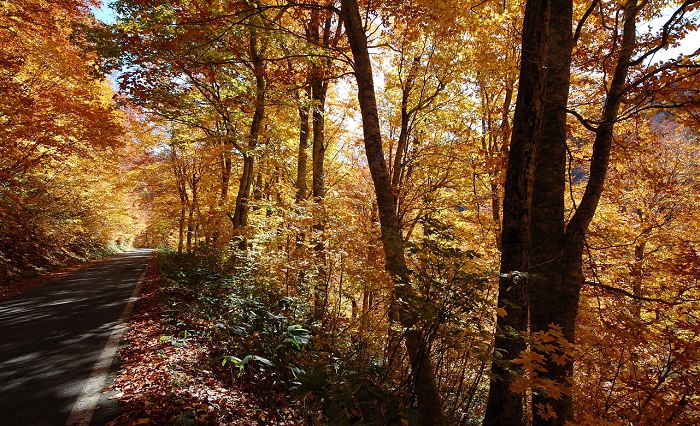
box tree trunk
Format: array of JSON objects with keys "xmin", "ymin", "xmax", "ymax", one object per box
[
  {"xmin": 296, "ymin": 86, "xmax": 310, "ymax": 202},
  {"xmin": 483, "ymin": 0, "xmax": 550, "ymax": 424},
  {"xmin": 339, "ymin": 0, "xmax": 444, "ymax": 424},
  {"xmin": 528, "ymin": 0, "xmax": 639, "ymax": 423},
  {"xmin": 308, "ymin": 9, "xmax": 331, "ymax": 321},
  {"xmin": 178, "ymin": 206, "xmax": 185, "ymax": 254},
  {"xmin": 311, "ymin": 72, "xmax": 328, "ymax": 321},
  {"xmin": 632, "ymin": 239, "xmax": 646, "ymax": 317},
  {"xmin": 187, "ymin": 172, "xmax": 198, "ymax": 253},
  {"xmin": 186, "ymin": 209, "xmax": 194, "ymax": 253},
  {"xmin": 231, "ymin": 24, "xmax": 266, "ymax": 249},
  {"xmin": 311, "ymin": 76, "xmax": 327, "ymax": 201},
  {"xmin": 528, "ymin": 0, "xmax": 572, "ymax": 424}
]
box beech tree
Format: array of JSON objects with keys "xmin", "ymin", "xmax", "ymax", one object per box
[{"xmin": 486, "ymin": 0, "xmax": 700, "ymax": 424}]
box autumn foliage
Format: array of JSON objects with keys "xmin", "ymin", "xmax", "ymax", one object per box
[
  {"xmin": 0, "ymin": 0, "xmax": 143, "ymax": 280},
  {"xmin": 3, "ymin": 0, "xmax": 700, "ymax": 424}
]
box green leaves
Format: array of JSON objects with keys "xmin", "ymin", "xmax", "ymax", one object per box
[
  {"xmin": 221, "ymin": 354, "xmax": 274, "ymax": 377},
  {"xmin": 283, "ymin": 324, "xmax": 310, "ymax": 350}
]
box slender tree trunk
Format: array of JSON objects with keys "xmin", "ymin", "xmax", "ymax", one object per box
[
  {"xmin": 212, "ymin": 147, "xmax": 232, "ymax": 244},
  {"xmin": 483, "ymin": 0, "xmax": 550, "ymax": 424},
  {"xmin": 339, "ymin": 0, "xmax": 444, "ymax": 423},
  {"xmin": 308, "ymin": 9, "xmax": 331, "ymax": 321},
  {"xmin": 221, "ymin": 148, "xmax": 232, "ymax": 203},
  {"xmin": 186, "ymin": 209, "xmax": 194, "ymax": 253},
  {"xmin": 178, "ymin": 206, "xmax": 185, "ymax": 254},
  {"xmin": 311, "ymin": 71, "xmax": 328, "ymax": 321},
  {"xmin": 187, "ymin": 173, "xmax": 198, "ymax": 253},
  {"xmin": 296, "ymin": 86, "xmax": 311, "ymax": 202},
  {"xmin": 528, "ymin": 0, "xmax": 572, "ymax": 424},
  {"xmin": 231, "ymin": 25, "xmax": 266, "ymax": 249},
  {"xmin": 311, "ymin": 77, "xmax": 327, "ymax": 201},
  {"xmin": 391, "ymin": 75, "xmax": 413, "ymax": 189},
  {"xmin": 632, "ymin": 238, "xmax": 645, "ymax": 317}
]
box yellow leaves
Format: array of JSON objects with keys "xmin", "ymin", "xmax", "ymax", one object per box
[{"xmin": 495, "ymin": 306, "xmax": 508, "ymax": 317}]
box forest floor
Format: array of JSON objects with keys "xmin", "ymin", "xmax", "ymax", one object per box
[{"xmin": 105, "ymin": 256, "xmax": 303, "ymax": 425}]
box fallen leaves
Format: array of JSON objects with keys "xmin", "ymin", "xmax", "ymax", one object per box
[{"xmin": 106, "ymin": 254, "xmax": 304, "ymax": 425}]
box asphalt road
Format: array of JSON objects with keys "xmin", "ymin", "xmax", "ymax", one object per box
[{"xmin": 0, "ymin": 249, "xmax": 152, "ymax": 426}]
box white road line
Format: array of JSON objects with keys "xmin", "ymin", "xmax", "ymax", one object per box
[{"xmin": 65, "ymin": 264, "xmax": 148, "ymax": 426}]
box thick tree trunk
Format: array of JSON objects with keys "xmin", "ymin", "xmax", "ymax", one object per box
[
  {"xmin": 339, "ymin": 0, "xmax": 444, "ymax": 423},
  {"xmin": 528, "ymin": 0, "xmax": 572, "ymax": 424},
  {"xmin": 483, "ymin": 0, "xmax": 550, "ymax": 424},
  {"xmin": 528, "ymin": 0, "xmax": 638, "ymax": 423}
]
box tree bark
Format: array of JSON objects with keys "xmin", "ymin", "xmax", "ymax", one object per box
[
  {"xmin": 527, "ymin": 0, "xmax": 639, "ymax": 423},
  {"xmin": 528, "ymin": 0, "xmax": 572, "ymax": 423},
  {"xmin": 483, "ymin": 0, "xmax": 550, "ymax": 424},
  {"xmin": 296, "ymin": 86, "xmax": 311, "ymax": 202},
  {"xmin": 339, "ymin": 0, "xmax": 444, "ymax": 423},
  {"xmin": 309, "ymin": 11, "xmax": 330, "ymax": 322},
  {"xmin": 231, "ymin": 24, "xmax": 266, "ymax": 249},
  {"xmin": 178, "ymin": 206, "xmax": 186, "ymax": 254}
]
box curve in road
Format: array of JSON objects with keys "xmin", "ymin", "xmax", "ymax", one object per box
[{"xmin": 0, "ymin": 249, "xmax": 152, "ymax": 426}]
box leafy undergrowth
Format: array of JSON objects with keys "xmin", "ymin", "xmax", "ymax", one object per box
[{"xmin": 107, "ymin": 253, "xmax": 304, "ymax": 425}]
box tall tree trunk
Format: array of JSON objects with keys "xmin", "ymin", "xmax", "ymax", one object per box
[
  {"xmin": 632, "ymin": 239, "xmax": 646, "ymax": 318},
  {"xmin": 231, "ymin": 25, "xmax": 266, "ymax": 249},
  {"xmin": 296, "ymin": 86, "xmax": 311, "ymax": 202},
  {"xmin": 483, "ymin": 0, "xmax": 550, "ymax": 424},
  {"xmin": 186, "ymin": 209, "xmax": 194, "ymax": 253},
  {"xmin": 339, "ymin": 1, "xmax": 444, "ymax": 424},
  {"xmin": 527, "ymin": 0, "xmax": 639, "ymax": 423},
  {"xmin": 212, "ymin": 146, "xmax": 232, "ymax": 244},
  {"xmin": 308, "ymin": 9, "xmax": 331, "ymax": 321},
  {"xmin": 187, "ymin": 172, "xmax": 198, "ymax": 253},
  {"xmin": 311, "ymin": 71, "xmax": 328, "ymax": 321},
  {"xmin": 555, "ymin": 0, "xmax": 639, "ymax": 418},
  {"xmin": 528, "ymin": 0, "xmax": 572, "ymax": 424},
  {"xmin": 391, "ymin": 65, "xmax": 415, "ymax": 190},
  {"xmin": 311, "ymin": 75, "xmax": 327, "ymax": 202}
]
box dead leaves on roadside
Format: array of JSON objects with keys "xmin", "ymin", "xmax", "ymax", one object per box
[{"xmin": 106, "ymin": 256, "xmax": 297, "ymax": 425}]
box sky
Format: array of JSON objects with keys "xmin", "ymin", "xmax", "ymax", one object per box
[
  {"xmin": 89, "ymin": 2, "xmax": 698, "ymax": 63},
  {"xmin": 91, "ymin": 1, "xmax": 116, "ymax": 25}
]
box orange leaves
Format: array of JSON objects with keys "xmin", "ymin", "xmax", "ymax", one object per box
[
  {"xmin": 0, "ymin": 0, "xmax": 123, "ymax": 182},
  {"xmin": 508, "ymin": 325, "xmax": 577, "ymax": 404},
  {"xmin": 534, "ymin": 402, "xmax": 557, "ymax": 421}
]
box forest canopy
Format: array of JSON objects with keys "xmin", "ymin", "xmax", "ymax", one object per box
[{"xmin": 2, "ymin": 0, "xmax": 700, "ymax": 424}]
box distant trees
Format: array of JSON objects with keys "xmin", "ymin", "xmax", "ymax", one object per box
[{"xmin": 0, "ymin": 0, "xmax": 141, "ymax": 279}]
